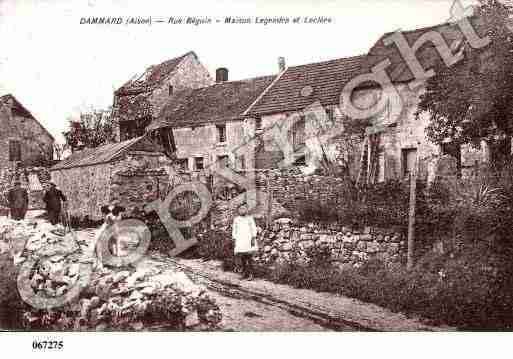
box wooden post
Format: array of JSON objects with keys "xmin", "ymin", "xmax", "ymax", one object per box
[
  {"xmin": 407, "ymin": 160, "xmax": 418, "ymax": 270},
  {"xmin": 266, "ymin": 176, "xmax": 272, "ymax": 229}
]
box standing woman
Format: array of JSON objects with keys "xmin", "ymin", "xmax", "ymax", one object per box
[{"xmin": 232, "ymin": 204, "xmax": 258, "ymax": 280}]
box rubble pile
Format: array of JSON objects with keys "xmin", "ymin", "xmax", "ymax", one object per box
[{"xmin": 0, "ymin": 217, "xmax": 222, "ymax": 331}]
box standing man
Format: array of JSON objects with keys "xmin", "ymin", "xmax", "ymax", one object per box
[
  {"xmin": 7, "ymin": 180, "xmax": 28, "ymax": 220},
  {"xmin": 43, "ymin": 182, "xmax": 67, "ymax": 225}
]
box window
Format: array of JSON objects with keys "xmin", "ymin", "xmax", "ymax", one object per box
[
  {"xmin": 402, "ymin": 148, "xmax": 417, "ymax": 178},
  {"xmin": 217, "ymin": 155, "xmax": 229, "ymax": 168},
  {"xmin": 9, "ymin": 140, "xmax": 21, "ymax": 162},
  {"xmin": 216, "ymin": 124, "xmax": 226, "ymax": 143},
  {"xmin": 177, "ymin": 158, "xmax": 188, "ymax": 171},
  {"xmin": 292, "ymin": 115, "xmax": 306, "ymax": 150},
  {"xmin": 194, "ymin": 157, "xmax": 204, "ymax": 170},
  {"xmin": 255, "ymin": 117, "xmax": 263, "ymax": 130},
  {"xmin": 168, "ymin": 85, "xmax": 174, "ymax": 96}
]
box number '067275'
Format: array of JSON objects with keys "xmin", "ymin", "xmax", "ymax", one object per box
[{"xmin": 32, "ymin": 340, "xmax": 64, "ymax": 350}]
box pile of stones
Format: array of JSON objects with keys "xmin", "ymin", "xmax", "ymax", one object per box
[{"xmin": 0, "ymin": 217, "xmax": 222, "ymax": 331}]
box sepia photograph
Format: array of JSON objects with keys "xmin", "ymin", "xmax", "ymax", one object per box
[{"xmin": 1, "ymin": 0, "xmax": 513, "ymax": 355}]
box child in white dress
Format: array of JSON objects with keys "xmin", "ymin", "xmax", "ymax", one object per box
[{"xmin": 232, "ymin": 204, "xmax": 258, "ymax": 280}]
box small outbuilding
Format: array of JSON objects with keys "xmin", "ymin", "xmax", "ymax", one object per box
[{"xmin": 50, "ymin": 136, "xmax": 171, "ymax": 221}]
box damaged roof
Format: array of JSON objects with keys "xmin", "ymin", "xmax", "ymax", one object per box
[
  {"xmin": 51, "ymin": 136, "xmax": 161, "ymax": 170},
  {"xmin": 148, "ymin": 75, "xmax": 276, "ymax": 130},
  {"xmin": 246, "ymin": 55, "xmax": 366, "ymax": 116},
  {"xmin": 0, "ymin": 94, "xmax": 55, "ymax": 141},
  {"xmin": 114, "ymin": 51, "xmax": 195, "ymax": 121}
]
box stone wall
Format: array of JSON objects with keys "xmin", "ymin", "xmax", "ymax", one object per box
[
  {"xmin": 212, "ymin": 168, "xmax": 351, "ymax": 228},
  {"xmin": 255, "ymin": 219, "xmax": 406, "ymax": 269},
  {"xmin": 172, "ymin": 119, "xmax": 248, "ymax": 172},
  {"xmin": 110, "ymin": 167, "xmax": 170, "ymax": 217}
]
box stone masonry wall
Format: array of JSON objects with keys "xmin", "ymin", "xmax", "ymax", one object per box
[
  {"xmin": 110, "ymin": 168, "xmax": 169, "ymax": 217},
  {"xmin": 255, "ymin": 219, "xmax": 406, "ymax": 269}
]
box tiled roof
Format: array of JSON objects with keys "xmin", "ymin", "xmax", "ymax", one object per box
[
  {"xmin": 113, "ymin": 51, "xmax": 194, "ymax": 121},
  {"xmin": 148, "ymin": 75, "xmax": 276, "ymax": 130},
  {"xmin": 0, "ymin": 94, "xmax": 55, "ymax": 141},
  {"xmin": 246, "ymin": 55, "xmax": 366, "ymax": 116},
  {"xmin": 362, "ymin": 17, "xmax": 484, "ymax": 83},
  {"xmin": 51, "ymin": 136, "xmax": 159, "ymax": 170}
]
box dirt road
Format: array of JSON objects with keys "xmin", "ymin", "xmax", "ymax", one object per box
[{"xmin": 148, "ymin": 254, "xmax": 453, "ymax": 332}]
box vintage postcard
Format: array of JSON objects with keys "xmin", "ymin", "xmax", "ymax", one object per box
[{"xmin": 0, "ymin": 0, "xmax": 512, "ymax": 356}]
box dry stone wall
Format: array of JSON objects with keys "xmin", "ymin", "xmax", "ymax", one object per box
[
  {"xmin": 212, "ymin": 168, "xmax": 351, "ymax": 228},
  {"xmin": 255, "ymin": 219, "xmax": 406, "ymax": 268}
]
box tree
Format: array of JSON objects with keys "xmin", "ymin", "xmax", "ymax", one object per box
[
  {"xmin": 63, "ymin": 107, "xmax": 116, "ymax": 153},
  {"xmin": 53, "ymin": 143, "xmax": 69, "ymax": 161},
  {"xmin": 417, "ymin": 0, "xmax": 513, "ymax": 167}
]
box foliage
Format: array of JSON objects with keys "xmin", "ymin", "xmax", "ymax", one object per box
[
  {"xmin": 0, "ymin": 252, "xmax": 26, "ymax": 329},
  {"xmin": 254, "ymin": 240, "xmax": 513, "ymax": 329},
  {"xmin": 295, "ymin": 180, "xmax": 423, "ymax": 230},
  {"xmin": 417, "ymin": 0, "xmax": 513, "ymax": 164},
  {"xmin": 53, "ymin": 143, "xmax": 69, "ymax": 161},
  {"xmin": 63, "ymin": 107, "xmax": 116, "ymax": 153},
  {"xmin": 195, "ymin": 229, "xmax": 237, "ymax": 272}
]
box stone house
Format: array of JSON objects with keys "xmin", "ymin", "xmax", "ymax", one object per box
[
  {"xmin": 112, "ymin": 51, "xmax": 213, "ymax": 142},
  {"xmin": 0, "ymin": 94, "xmax": 54, "ymax": 169},
  {"xmin": 244, "ymin": 55, "xmax": 365, "ymax": 173},
  {"xmin": 0, "ymin": 94, "xmax": 54, "ymax": 210},
  {"xmin": 356, "ymin": 19, "xmax": 490, "ymax": 182},
  {"xmin": 50, "ymin": 136, "xmax": 169, "ymax": 220},
  {"xmin": 245, "ymin": 19, "xmax": 492, "ymax": 182},
  {"xmin": 147, "ymin": 68, "xmax": 277, "ymax": 174}
]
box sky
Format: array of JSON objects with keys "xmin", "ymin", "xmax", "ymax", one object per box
[{"xmin": 0, "ymin": 0, "xmax": 477, "ymax": 143}]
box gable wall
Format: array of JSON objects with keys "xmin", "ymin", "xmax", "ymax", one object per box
[
  {"xmin": 114, "ymin": 53, "xmax": 214, "ymax": 141},
  {"xmin": 0, "ymin": 100, "xmax": 54, "ymax": 171}
]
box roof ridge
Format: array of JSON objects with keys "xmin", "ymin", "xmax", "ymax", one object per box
[{"xmin": 287, "ymin": 54, "xmax": 367, "ymax": 70}]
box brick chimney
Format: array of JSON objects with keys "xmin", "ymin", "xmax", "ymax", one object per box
[
  {"xmin": 278, "ymin": 57, "xmax": 286, "ymax": 72},
  {"xmin": 216, "ymin": 68, "xmax": 228, "ymax": 83}
]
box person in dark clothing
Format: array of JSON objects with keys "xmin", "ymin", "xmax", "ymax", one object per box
[
  {"xmin": 7, "ymin": 180, "xmax": 28, "ymax": 220},
  {"xmin": 43, "ymin": 182, "xmax": 67, "ymax": 225}
]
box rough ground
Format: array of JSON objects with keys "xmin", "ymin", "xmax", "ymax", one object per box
[
  {"xmin": 149, "ymin": 256, "xmax": 454, "ymax": 332},
  {"xmin": 4, "ymin": 212, "xmax": 454, "ymax": 332}
]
